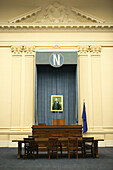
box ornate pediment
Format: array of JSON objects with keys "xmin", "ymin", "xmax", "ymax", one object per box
[
  {"xmin": 8, "ymin": 1, "xmax": 104, "ymax": 24},
  {"xmin": 0, "ymin": 1, "xmax": 113, "ymax": 32}
]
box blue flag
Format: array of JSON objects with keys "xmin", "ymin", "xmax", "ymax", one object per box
[{"xmin": 82, "ymin": 103, "xmax": 88, "ymax": 133}]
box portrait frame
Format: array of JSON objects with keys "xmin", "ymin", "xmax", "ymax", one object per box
[{"xmin": 51, "ymin": 95, "xmax": 63, "ymax": 112}]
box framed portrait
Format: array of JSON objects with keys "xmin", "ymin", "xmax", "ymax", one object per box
[{"xmin": 51, "ymin": 95, "xmax": 63, "ymax": 112}]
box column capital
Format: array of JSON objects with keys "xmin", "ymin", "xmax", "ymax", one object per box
[
  {"xmin": 11, "ymin": 46, "xmax": 35, "ymax": 56},
  {"xmin": 78, "ymin": 46, "xmax": 89, "ymax": 56},
  {"xmin": 90, "ymin": 46, "xmax": 101, "ymax": 56},
  {"xmin": 11, "ymin": 46, "xmax": 23, "ymax": 55},
  {"xmin": 77, "ymin": 46, "xmax": 101, "ymax": 56},
  {"xmin": 24, "ymin": 46, "xmax": 35, "ymax": 56}
]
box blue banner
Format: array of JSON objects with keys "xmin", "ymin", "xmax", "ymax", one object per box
[{"xmin": 82, "ymin": 103, "xmax": 88, "ymax": 133}]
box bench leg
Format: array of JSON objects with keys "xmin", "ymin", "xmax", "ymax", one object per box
[
  {"xmin": 94, "ymin": 141, "xmax": 99, "ymax": 158},
  {"xmin": 17, "ymin": 141, "xmax": 22, "ymax": 159}
]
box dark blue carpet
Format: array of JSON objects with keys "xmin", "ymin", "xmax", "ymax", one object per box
[{"xmin": 0, "ymin": 147, "xmax": 113, "ymax": 170}]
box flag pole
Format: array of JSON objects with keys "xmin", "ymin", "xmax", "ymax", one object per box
[{"xmin": 83, "ymin": 99, "xmax": 85, "ymax": 104}]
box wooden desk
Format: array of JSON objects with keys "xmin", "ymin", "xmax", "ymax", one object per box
[
  {"xmin": 12, "ymin": 137, "xmax": 104, "ymax": 159},
  {"xmin": 32, "ymin": 125, "xmax": 82, "ymax": 138}
]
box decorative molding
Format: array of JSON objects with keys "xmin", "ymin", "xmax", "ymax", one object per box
[
  {"xmin": 90, "ymin": 46, "xmax": 101, "ymax": 56},
  {"xmin": 85, "ymin": 130, "xmax": 105, "ymax": 134},
  {"xmin": 71, "ymin": 7, "xmax": 104, "ymax": 24},
  {"xmin": 11, "ymin": 46, "xmax": 35, "ymax": 56},
  {"xmin": 78, "ymin": 46, "xmax": 89, "ymax": 55},
  {"xmin": 0, "ymin": 24, "xmax": 113, "ymax": 32},
  {"xmin": 37, "ymin": 49, "xmax": 77, "ymax": 52},
  {"xmin": 87, "ymin": 129, "xmax": 113, "ymax": 134},
  {"xmin": 2, "ymin": 128, "xmax": 112, "ymax": 135},
  {"xmin": 24, "ymin": 46, "xmax": 35, "ymax": 56},
  {"xmin": 0, "ymin": 141, "xmax": 11, "ymax": 147},
  {"xmin": 8, "ymin": 7, "xmax": 41, "ymax": 24},
  {"xmin": 42, "ymin": 2, "xmax": 66, "ymax": 24},
  {"xmin": 104, "ymin": 140, "xmax": 113, "ymax": 147},
  {"xmin": 0, "ymin": 2, "xmax": 112, "ymax": 32},
  {"xmin": 11, "ymin": 46, "xmax": 23, "ymax": 55},
  {"xmin": 0, "ymin": 128, "xmax": 32, "ymax": 135},
  {"xmin": 9, "ymin": 135, "xmax": 28, "ymax": 141},
  {"xmin": 52, "ymin": 45, "xmax": 61, "ymax": 49},
  {"xmin": 0, "ymin": 42, "xmax": 113, "ymax": 47},
  {"xmin": 8, "ymin": 2, "xmax": 104, "ymax": 24},
  {"xmin": 103, "ymin": 126, "xmax": 113, "ymax": 129},
  {"xmin": 78, "ymin": 45, "xmax": 101, "ymax": 56},
  {"xmin": 98, "ymin": 140, "xmax": 113, "ymax": 147},
  {"xmin": 11, "ymin": 45, "xmax": 101, "ymax": 56}
]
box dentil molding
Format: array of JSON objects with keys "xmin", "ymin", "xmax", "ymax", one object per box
[{"xmin": 0, "ymin": 24, "xmax": 113, "ymax": 32}]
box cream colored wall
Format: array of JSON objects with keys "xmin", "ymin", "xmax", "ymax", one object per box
[
  {"xmin": 0, "ymin": 32, "xmax": 113, "ymax": 147},
  {"xmin": 101, "ymin": 47, "xmax": 113, "ymax": 145},
  {"xmin": 79, "ymin": 45, "xmax": 113, "ymax": 146}
]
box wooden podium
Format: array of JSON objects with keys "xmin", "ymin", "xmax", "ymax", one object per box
[{"xmin": 53, "ymin": 119, "xmax": 65, "ymax": 125}]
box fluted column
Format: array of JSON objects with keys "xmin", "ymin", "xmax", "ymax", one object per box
[
  {"xmin": 78, "ymin": 46, "xmax": 102, "ymax": 131},
  {"xmin": 23, "ymin": 46, "xmax": 35, "ymax": 128},
  {"xmin": 11, "ymin": 46, "xmax": 35, "ymax": 130},
  {"xmin": 90, "ymin": 46, "xmax": 103, "ymax": 130},
  {"xmin": 11, "ymin": 46, "xmax": 23, "ymax": 129}
]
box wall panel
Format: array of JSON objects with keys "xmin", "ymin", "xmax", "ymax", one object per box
[
  {"xmin": 0, "ymin": 48, "xmax": 11, "ymax": 127},
  {"xmin": 24, "ymin": 55, "xmax": 34, "ymax": 128},
  {"xmin": 11, "ymin": 55, "xmax": 21, "ymax": 128},
  {"xmin": 79, "ymin": 56, "xmax": 89, "ymax": 125},
  {"xmin": 92, "ymin": 56, "xmax": 102, "ymax": 129},
  {"xmin": 101, "ymin": 48, "xmax": 113, "ymax": 127}
]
